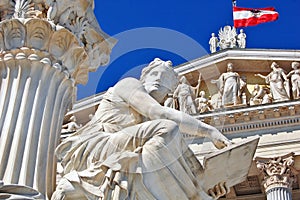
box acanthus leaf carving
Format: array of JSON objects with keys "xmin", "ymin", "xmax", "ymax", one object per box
[
  {"xmin": 256, "ymin": 153, "xmax": 298, "ymax": 192},
  {"xmin": 13, "ymin": 0, "xmax": 35, "ymax": 19}
]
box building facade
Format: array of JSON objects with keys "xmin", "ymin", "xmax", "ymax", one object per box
[{"xmin": 67, "ymin": 48, "xmax": 300, "ymax": 199}]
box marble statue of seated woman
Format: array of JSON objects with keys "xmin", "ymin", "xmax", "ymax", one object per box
[{"xmin": 52, "ymin": 58, "xmax": 231, "ymax": 200}]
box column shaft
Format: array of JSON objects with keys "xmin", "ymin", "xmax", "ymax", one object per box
[{"xmin": 267, "ymin": 187, "xmax": 292, "ymax": 200}]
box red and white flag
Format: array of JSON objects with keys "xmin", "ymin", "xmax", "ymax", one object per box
[{"xmin": 233, "ymin": 6, "xmax": 279, "ymax": 28}]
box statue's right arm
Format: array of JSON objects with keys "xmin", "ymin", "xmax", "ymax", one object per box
[{"xmin": 114, "ymin": 78, "xmax": 231, "ymax": 149}]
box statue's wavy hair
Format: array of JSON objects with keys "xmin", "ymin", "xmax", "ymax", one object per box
[{"xmin": 140, "ymin": 58, "xmax": 179, "ymax": 92}]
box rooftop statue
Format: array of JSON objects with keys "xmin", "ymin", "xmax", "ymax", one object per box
[
  {"xmin": 218, "ymin": 26, "xmax": 237, "ymax": 50},
  {"xmin": 52, "ymin": 58, "xmax": 232, "ymax": 200},
  {"xmin": 209, "ymin": 33, "xmax": 219, "ymax": 53},
  {"xmin": 237, "ymin": 29, "xmax": 246, "ymax": 48},
  {"xmin": 210, "ymin": 26, "xmax": 247, "ymax": 52}
]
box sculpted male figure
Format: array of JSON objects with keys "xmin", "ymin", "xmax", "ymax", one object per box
[
  {"xmin": 52, "ymin": 58, "xmax": 231, "ymax": 200},
  {"xmin": 287, "ymin": 61, "xmax": 300, "ymax": 99}
]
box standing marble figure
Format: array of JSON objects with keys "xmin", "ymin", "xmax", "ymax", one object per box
[
  {"xmin": 255, "ymin": 62, "xmax": 290, "ymax": 102},
  {"xmin": 211, "ymin": 63, "xmax": 245, "ymax": 107},
  {"xmin": 52, "ymin": 58, "xmax": 231, "ymax": 200},
  {"xmin": 209, "ymin": 33, "xmax": 219, "ymax": 53},
  {"xmin": 237, "ymin": 29, "xmax": 246, "ymax": 48},
  {"xmin": 173, "ymin": 76, "xmax": 198, "ymax": 114},
  {"xmin": 287, "ymin": 61, "xmax": 300, "ymax": 99}
]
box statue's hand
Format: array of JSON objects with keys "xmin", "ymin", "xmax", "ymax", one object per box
[
  {"xmin": 210, "ymin": 130, "xmax": 232, "ymax": 149},
  {"xmin": 208, "ymin": 182, "xmax": 229, "ymax": 199}
]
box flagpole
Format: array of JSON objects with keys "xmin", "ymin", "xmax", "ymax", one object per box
[
  {"xmin": 232, "ymin": 0, "xmax": 236, "ymax": 7},
  {"xmin": 232, "ymin": 0, "xmax": 237, "ymax": 28}
]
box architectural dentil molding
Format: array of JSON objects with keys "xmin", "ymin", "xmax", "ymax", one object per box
[
  {"xmin": 256, "ymin": 153, "xmax": 297, "ymax": 192},
  {"xmin": 0, "ymin": 0, "xmax": 114, "ymax": 199}
]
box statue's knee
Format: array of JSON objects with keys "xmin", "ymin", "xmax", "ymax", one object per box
[{"xmin": 159, "ymin": 119, "xmax": 179, "ymax": 137}]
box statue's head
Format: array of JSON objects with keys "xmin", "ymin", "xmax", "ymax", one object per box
[
  {"xmin": 292, "ymin": 62, "xmax": 300, "ymax": 70},
  {"xmin": 254, "ymin": 84, "xmax": 260, "ymax": 90},
  {"xmin": 141, "ymin": 58, "xmax": 179, "ymax": 103},
  {"xmin": 199, "ymin": 90, "xmax": 205, "ymax": 97},
  {"xmin": 179, "ymin": 76, "xmax": 188, "ymax": 84},
  {"xmin": 227, "ymin": 63, "xmax": 233, "ymax": 72},
  {"xmin": 270, "ymin": 62, "xmax": 279, "ymax": 70}
]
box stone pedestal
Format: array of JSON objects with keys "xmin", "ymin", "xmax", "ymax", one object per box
[{"xmin": 256, "ymin": 153, "xmax": 297, "ymax": 200}]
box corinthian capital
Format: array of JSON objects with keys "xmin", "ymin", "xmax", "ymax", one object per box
[
  {"xmin": 256, "ymin": 152, "xmax": 298, "ymax": 192},
  {"xmin": 0, "ymin": 0, "xmax": 115, "ymax": 84}
]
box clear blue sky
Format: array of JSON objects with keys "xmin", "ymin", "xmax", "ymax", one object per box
[{"xmin": 77, "ymin": 0, "xmax": 300, "ymax": 100}]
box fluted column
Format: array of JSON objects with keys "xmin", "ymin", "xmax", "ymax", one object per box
[
  {"xmin": 0, "ymin": 0, "xmax": 114, "ymax": 199},
  {"xmin": 0, "ymin": 52, "xmax": 74, "ymax": 196},
  {"xmin": 266, "ymin": 187, "xmax": 292, "ymax": 200},
  {"xmin": 256, "ymin": 153, "xmax": 296, "ymax": 200}
]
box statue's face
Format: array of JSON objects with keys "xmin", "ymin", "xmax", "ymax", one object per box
[
  {"xmin": 227, "ymin": 64, "xmax": 233, "ymax": 72},
  {"xmin": 143, "ymin": 65, "xmax": 177, "ymax": 103},
  {"xmin": 271, "ymin": 62, "xmax": 278, "ymax": 70},
  {"xmin": 292, "ymin": 62, "xmax": 299, "ymax": 70}
]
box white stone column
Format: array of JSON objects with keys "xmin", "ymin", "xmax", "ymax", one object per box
[
  {"xmin": 0, "ymin": 1, "xmax": 114, "ymax": 199},
  {"xmin": 256, "ymin": 153, "xmax": 296, "ymax": 200},
  {"xmin": 266, "ymin": 187, "xmax": 292, "ymax": 200},
  {"xmin": 0, "ymin": 53, "xmax": 74, "ymax": 196}
]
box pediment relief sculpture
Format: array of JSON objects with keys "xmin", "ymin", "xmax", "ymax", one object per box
[{"xmin": 170, "ymin": 61, "xmax": 300, "ymax": 114}]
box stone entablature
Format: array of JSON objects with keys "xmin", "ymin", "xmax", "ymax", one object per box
[{"xmin": 194, "ymin": 100, "xmax": 300, "ymax": 135}]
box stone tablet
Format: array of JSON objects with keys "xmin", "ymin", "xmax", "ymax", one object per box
[{"xmin": 202, "ymin": 136, "xmax": 259, "ymax": 192}]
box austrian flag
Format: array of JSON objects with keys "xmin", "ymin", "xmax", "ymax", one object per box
[{"xmin": 233, "ymin": 6, "xmax": 279, "ymax": 28}]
